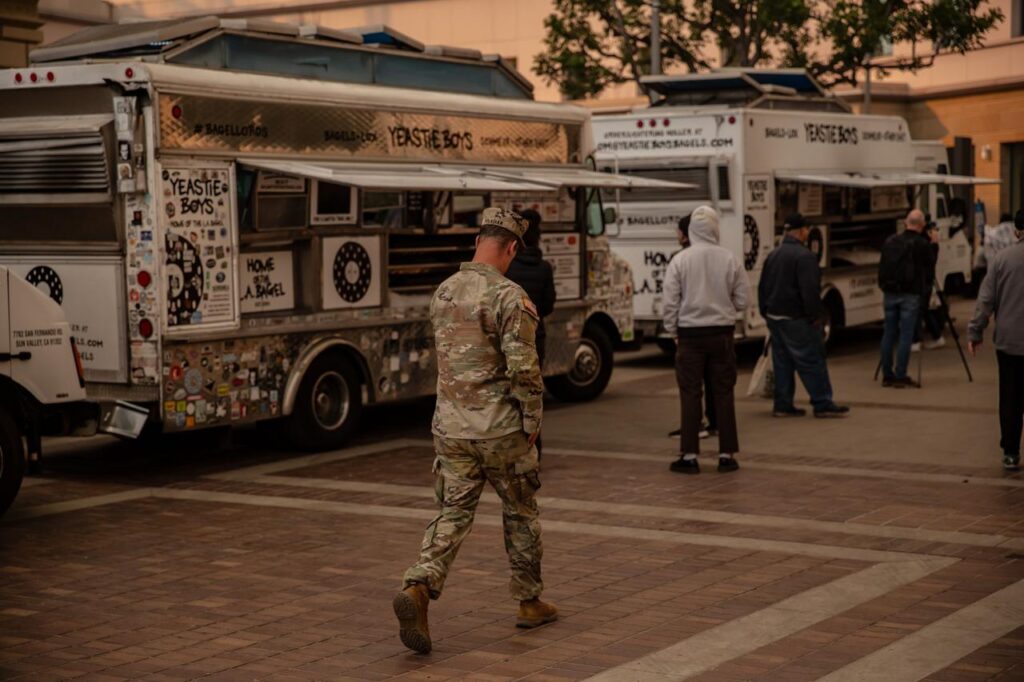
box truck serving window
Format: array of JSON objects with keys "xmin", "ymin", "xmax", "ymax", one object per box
[{"xmin": 600, "ymin": 166, "xmax": 712, "ymax": 203}]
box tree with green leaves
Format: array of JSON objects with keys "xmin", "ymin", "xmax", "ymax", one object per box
[{"xmin": 534, "ymin": 0, "xmax": 1004, "ymax": 100}]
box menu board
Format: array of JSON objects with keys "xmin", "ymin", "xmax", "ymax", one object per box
[{"xmin": 160, "ymin": 166, "xmax": 237, "ymax": 328}]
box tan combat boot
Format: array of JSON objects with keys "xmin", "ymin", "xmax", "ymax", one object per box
[
  {"xmin": 393, "ymin": 583, "xmax": 431, "ymax": 653},
  {"xmin": 516, "ymin": 598, "xmax": 558, "ymax": 628}
]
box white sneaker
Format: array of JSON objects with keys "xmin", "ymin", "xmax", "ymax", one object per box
[
  {"xmin": 924, "ymin": 337, "xmax": 946, "ymax": 350},
  {"xmin": 910, "ymin": 342, "xmax": 922, "ymax": 352}
]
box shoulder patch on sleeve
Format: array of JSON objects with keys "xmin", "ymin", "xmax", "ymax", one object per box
[{"xmin": 520, "ymin": 294, "xmax": 539, "ymax": 319}]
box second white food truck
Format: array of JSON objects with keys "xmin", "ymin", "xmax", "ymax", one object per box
[
  {"xmin": 592, "ymin": 69, "xmax": 996, "ymax": 345},
  {"xmin": 0, "ymin": 19, "xmax": 683, "ymax": 449}
]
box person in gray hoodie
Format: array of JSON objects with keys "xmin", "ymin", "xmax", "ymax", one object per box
[
  {"xmin": 969, "ymin": 209, "xmax": 1024, "ymax": 471},
  {"xmin": 662, "ymin": 205, "xmax": 749, "ymax": 474}
]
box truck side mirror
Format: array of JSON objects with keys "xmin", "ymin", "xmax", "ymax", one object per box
[{"xmin": 603, "ymin": 207, "xmax": 617, "ymax": 225}]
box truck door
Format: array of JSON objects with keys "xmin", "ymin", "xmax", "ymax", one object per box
[{"xmin": 0, "ymin": 270, "xmax": 10, "ymax": 379}]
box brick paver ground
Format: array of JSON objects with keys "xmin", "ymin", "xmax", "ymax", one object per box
[{"xmin": 2, "ymin": 309, "xmax": 1022, "ymax": 680}]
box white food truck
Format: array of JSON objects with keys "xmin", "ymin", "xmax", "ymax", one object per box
[
  {"xmin": 592, "ymin": 69, "xmax": 996, "ymax": 345},
  {"xmin": 0, "ymin": 19, "xmax": 679, "ymax": 450}
]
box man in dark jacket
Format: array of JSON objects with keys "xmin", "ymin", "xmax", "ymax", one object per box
[
  {"xmin": 878, "ymin": 209, "xmax": 937, "ymax": 387},
  {"xmin": 505, "ymin": 209, "xmax": 556, "ymax": 367},
  {"xmin": 505, "ymin": 209, "xmax": 556, "ymax": 457},
  {"xmin": 758, "ymin": 213, "xmax": 849, "ymax": 418}
]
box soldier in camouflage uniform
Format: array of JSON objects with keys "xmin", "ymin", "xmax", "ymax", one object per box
[{"xmin": 393, "ymin": 208, "xmax": 558, "ymax": 654}]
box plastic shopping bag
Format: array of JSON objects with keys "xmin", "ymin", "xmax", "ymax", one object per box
[{"xmin": 747, "ymin": 338, "xmax": 772, "ymax": 397}]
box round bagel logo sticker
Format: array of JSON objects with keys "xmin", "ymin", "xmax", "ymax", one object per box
[
  {"xmin": 742, "ymin": 215, "xmax": 760, "ymax": 271},
  {"xmin": 333, "ymin": 241, "xmax": 373, "ymax": 303},
  {"xmin": 25, "ymin": 265, "xmax": 64, "ymax": 305}
]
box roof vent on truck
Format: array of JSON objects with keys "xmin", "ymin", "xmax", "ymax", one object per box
[
  {"xmin": 641, "ymin": 68, "xmax": 850, "ymax": 113},
  {"xmin": 28, "ymin": 16, "xmax": 533, "ymax": 99}
]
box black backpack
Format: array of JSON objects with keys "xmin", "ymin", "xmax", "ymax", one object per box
[{"xmin": 878, "ymin": 233, "xmax": 916, "ymax": 294}]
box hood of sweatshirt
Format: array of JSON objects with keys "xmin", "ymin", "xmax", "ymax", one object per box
[
  {"xmin": 514, "ymin": 245, "xmax": 544, "ymax": 265},
  {"xmin": 688, "ymin": 205, "xmax": 720, "ymax": 246}
]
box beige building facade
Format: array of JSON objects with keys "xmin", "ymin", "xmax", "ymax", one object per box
[{"xmin": 18, "ymin": 0, "xmax": 1024, "ymax": 216}]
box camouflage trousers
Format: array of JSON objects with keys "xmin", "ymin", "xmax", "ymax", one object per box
[{"xmin": 403, "ymin": 431, "xmax": 543, "ymax": 601}]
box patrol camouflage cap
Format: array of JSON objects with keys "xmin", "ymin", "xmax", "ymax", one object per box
[{"xmin": 480, "ymin": 207, "xmax": 529, "ymax": 240}]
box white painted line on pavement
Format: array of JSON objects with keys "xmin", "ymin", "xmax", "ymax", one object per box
[
  {"xmin": 543, "ymin": 446, "xmax": 1024, "ymax": 488},
  {"xmin": 20, "ymin": 478, "xmax": 55, "ymax": 488},
  {"xmin": 5, "ymin": 489, "xmax": 155, "ymax": 521},
  {"xmin": 153, "ymin": 487, "xmax": 933, "ymax": 563},
  {"xmin": 229, "ymin": 473, "xmax": 1024, "ymax": 552},
  {"xmin": 208, "ymin": 438, "xmax": 425, "ymax": 477},
  {"xmin": 7, "ymin": 481, "xmax": 943, "ymax": 563},
  {"xmin": 817, "ymin": 578, "xmax": 1024, "ymax": 682},
  {"xmin": 587, "ymin": 557, "xmax": 956, "ymax": 682}
]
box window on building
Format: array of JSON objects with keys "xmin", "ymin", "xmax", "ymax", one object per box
[{"xmin": 1015, "ymin": 0, "xmax": 1024, "ymax": 37}]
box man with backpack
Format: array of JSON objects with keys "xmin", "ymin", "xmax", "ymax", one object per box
[{"xmin": 878, "ymin": 209, "xmax": 938, "ymax": 388}]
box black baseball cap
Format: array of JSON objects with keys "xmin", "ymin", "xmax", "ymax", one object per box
[{"xmin": 783, "ymin": 213, "xmax": 806, "ymax": 230}]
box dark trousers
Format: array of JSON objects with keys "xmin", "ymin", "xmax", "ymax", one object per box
[
  {"xmin": 702, "ymin": 364, "xmax": 717, "ymax": 431},
  {"xmin": 536, "ymin": 337, "xmax": 546, "ymax": 458},
  {"xmin": 675, "ymin": 332, "xmax": 739, "ymax": 455},
  {"xmin": 881, "ymin": 292, "xmax": 921, "ymax": 380},
  {"xmin": 766, "ymin": 318, "xmax": 835, "ymax": 411},
  {"xmin": 997, "ymin": 350, "xmax": 1024, "ymax": 457}
]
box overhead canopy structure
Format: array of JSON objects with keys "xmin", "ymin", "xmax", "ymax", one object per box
[
  {"xmin": 774, "ymin": 170, "xmax": 1000, "ymax": 188},
  {"xmin": 461, "ymin": 166, "xmax": 697, "ymax": 190},
  {"xmin": 241, "ymin": 160, "xmax": 696, "ymax": 192},
  {"xmin": 241, "ymin": 160, "xmax": 547, "ymax": 192}
]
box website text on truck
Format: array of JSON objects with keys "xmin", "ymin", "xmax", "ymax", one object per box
[{"xmin": 591, "ymin": 69, "xmax": 997, "ymax": 347}]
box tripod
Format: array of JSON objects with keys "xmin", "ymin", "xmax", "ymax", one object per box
[
  {"xmin": 874, "ymin": 278, "xmax": 973, "ymax": 385},
  {"xmin": 933, "ymin": 277, "xmax": 973, "ymax": 382}
]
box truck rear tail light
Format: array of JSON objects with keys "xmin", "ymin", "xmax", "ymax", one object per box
[
  {"xmin": 125, "ymin": 67, "xmax": 134, "ymax": 79},
  {"xmin": 46, "ymin": 72, "xmax": 54, "ymax": 82},
  {"xmin": 29, "ymin": 72, "xmax": 38, "ymax": 83},
  {"xmin": 14, "ymin": 73, "xmax": 22, "ymax": 84},
  {"xmin": 70, "ymin": 337, "xmax": 86, "ymax": 388},
  {"xmin": 138, "ymin": 318, "xmax": 154, "ymax": 339},
  {"xmin": 137, "ymin": 270, "xmax": 152, "ymax": 288},
  {"xmin": 171, "ymin": 105, "xmax": 182, "ymax": 119}
]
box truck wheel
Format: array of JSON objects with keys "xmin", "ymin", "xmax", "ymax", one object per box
[
  {"xmin": 546, "ymin": 324, "xmax": 614, "ymax": 402},
  {"xmin": 0, "ymin": 410, "xmax": 26, "ymax": 517},
  {"xmin": 286, "ymin": 353, "xmax": 363, "ymax": 451}
]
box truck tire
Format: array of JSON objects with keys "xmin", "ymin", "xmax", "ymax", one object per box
[
  {"xmin": 286, "ymin": 353, "xmax": 363, "ymax": 451},
  {"xmin": 0, "ymin": 410, "xmax": 26, "ymax": 518},
  {"xmin": 546, "ymin": 324, "xmax": 614, "ymax": 402}
]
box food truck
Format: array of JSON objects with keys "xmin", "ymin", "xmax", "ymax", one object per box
[
  {"xmin": 592, "ymin": 69, "xmax": 996, "ymax": 345},
  {"xmin": 0, "ymin": 18, "xmax": 681, "ymax": 449}
]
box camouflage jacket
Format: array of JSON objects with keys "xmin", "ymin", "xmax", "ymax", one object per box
[{"xmin": 430, "ymin": 262, "xmax": 544, "ymax": 439}]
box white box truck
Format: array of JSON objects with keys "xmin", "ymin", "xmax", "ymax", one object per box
[
  {"xmin": 0, "ymin": 266, "xmax": 145, "ymax": 516},
  {"xmin": 592, "ymin": 69, "xmax": 996, "ymax": 346}
]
